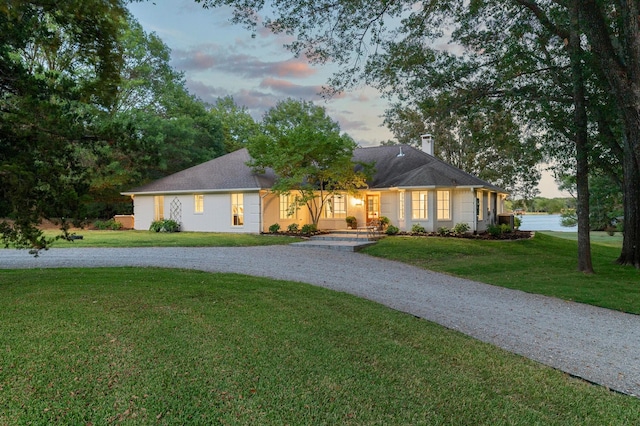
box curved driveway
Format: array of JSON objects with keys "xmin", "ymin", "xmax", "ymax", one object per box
[{"xmin": 2, "ymin": 246, "xmax": 639, "ymax": 397}]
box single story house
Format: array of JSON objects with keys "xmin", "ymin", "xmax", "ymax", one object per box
[{"xmin": 121, "ymin": 136, "xmax": 509, "ymax": 233}]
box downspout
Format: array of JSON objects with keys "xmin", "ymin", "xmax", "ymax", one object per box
[
  {"xmin": 259, "ymin": 190, "xmax": 270, "ymax": 233},
  {"xmin": 471, "ymin": 188, "xmax": 477, "ymax": 233}
]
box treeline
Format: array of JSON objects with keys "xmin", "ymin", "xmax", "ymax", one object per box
[
  {"xmin": 508, "ymin": 198, "xmax": 574, "ymax": 215},
  {"xmin": 509, "ymin": 179, "xmax": 624, "ymax": 232},
  {"xmin": 1, "ymin": 2, "xmax": 258, "ymax": 248}
]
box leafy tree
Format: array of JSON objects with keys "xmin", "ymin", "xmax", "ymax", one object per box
[
  {"xmin": 78, "ymin": 17, "xmax": 226, "ymax": 218},
  {"xmin": 559, "ymin": 173, "xmax": 624, "ymax": 232},
  {"xmin": 577, "ymin": 1, "xmax": 640, "ymax": 267},
  {"xmin": 209, "ymin": 96, "xmax": 260, "ymax": 152},
  {"xmin": 1, "ymin": 0, "xmax": 127, "ymax": 251},
  {"xmin": 247, "ymin": 99, "xmax": 368, "ymax": 226},
  {"xmin": 384, "ymin": 98, "xmax": 542, "ymax": 197}
]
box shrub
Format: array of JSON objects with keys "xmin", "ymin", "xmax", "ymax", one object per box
[
  {"xmin": 379, "ymin": 216, "xmax": 390, "ymax": 229},
  {"xmin": 385, "ymin": 224, "xmax": 400, "ymax": 235},
  {"xmin": 513, "ymin": 216, "xmax": 522, "ymax": 229},
  {"xmin": 268, "ymin": 223, "xmax": 281, "ymax": 233},
  {"xmin": 501, "ymin": 223, "xmax": 512, "ymax": 233},
  {"xmin": 93, "ymin": 219, "xmax": 122, "ymax": 230},
  {"xmin": 452, "ymin": 223, "xmax": 470, "ymax": 234},
  {"xmin": 346, "ymin": 216, "xmax": 357, "ymax": 228},
  {"xmin": 301, "ymin": 223, "xmax": 317, "ymax": 235},
  {"xmin": 437, "ymin": 226, "xmax": 450, "ymax": 236},
  {"xmin": 150, "ymin": 219, "xmax": 180, "ymax": 233},
  {"xmin": 487, "ymin": 224, "xmax": 503, "ymax": 237},
  {"xmin": 411, "ymin": 223, "xmax": 426, "ymax": 234},
  {"xmin": 287, "ymin": 223, "xmax": 299, "ymax": 232},
  {"xmin": 149, "ymin": 221, "xmax": 163, "ymax": 232}
]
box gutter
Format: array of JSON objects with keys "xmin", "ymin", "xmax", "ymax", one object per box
[{"xmin": 121, "ymin": 188, "xmax": 263, "ymax": 196}]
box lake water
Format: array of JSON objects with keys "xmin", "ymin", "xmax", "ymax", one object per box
[{"xmin": 517, "ymin": 214, "xmax": 577, "ymax": 232}]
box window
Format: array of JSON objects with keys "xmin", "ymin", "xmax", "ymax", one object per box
[
  {"xmin": 280, "ymin": 194, "xmax": 298, "ymax": 219},
  {"xmin": 437, "ymin": 190, "xmax": 450, "ymax": 220},
  {"xmin": 231, "ymin": 193, "xmax": 244, "ymax": 226},
  {"xmin": 323, "ymin": 195, "xmax": 347, "ymax": 219},
  {"xmin": 476, "ymin": 191, "xmax": 483, "ymax": 220},
  {"xmin": 154, "ymin": 196, "xmax": 164, "ymax": 221},
  {"xmin": 194, "ymin": 194, "xmax": 204, "ymax": 214},
  {"xmin": 412, "ymin": 191, "xmax": 428, "ymax": 219},
  {"xmin": 399, "ymin": 191, "xmax": 405, "ymax": 220}
]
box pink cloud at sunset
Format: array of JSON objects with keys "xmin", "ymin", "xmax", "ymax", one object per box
[{"xmin": 260, "ymin": 77, "xmax": 323, "ymax": 98}]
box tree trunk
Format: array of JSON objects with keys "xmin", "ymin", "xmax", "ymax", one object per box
[
  {"xmin": 579, "ymin": 0, "xmax": 640, "ymax": 268},
  {"xmin": 570, "ymin": 0, "xmax": 594, "ymax": 273},
  {"xmin": 617, "ymin": 131, "xmax": 640, "ymax": 267}
]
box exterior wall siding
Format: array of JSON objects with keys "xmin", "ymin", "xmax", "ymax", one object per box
[
  {"xmin": 133, "ymin": 196, "xmax": 155, "ymax": 231},
  {"xmin": 262, "ymin": 191, "xmax": 311, "ymax": 232},
  {"xmin": 453, "ymin": 189, "xmax": 475, "ymax": 231},
  {"xmin": 134, "ymin": 192, "xmax": 262, "ymax": 233}
]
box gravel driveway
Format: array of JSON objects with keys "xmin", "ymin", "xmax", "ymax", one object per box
[{"xmin": 2, "ymin": 246, "xmax": 639, "ymax": 397}]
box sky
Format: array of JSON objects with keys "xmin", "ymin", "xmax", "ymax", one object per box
[{"xmin": 127, "ymin": 0, "xmax": 569, "ymax": 198}]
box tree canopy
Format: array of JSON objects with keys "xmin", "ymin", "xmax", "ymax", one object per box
[
  {"xmin": 1, "ymin": 0, "xmax": 128, "ymax": 251},
  {"xmin": 209, "ymin": 96, "xmax": 260, "ymax": 153},
  {"xmin": 1, "ymin": 4, "xmax": 227, "ymax": 251},
  {"xmin": 247, "ymin": 99, "xmax": 367, "ymax": 225}
]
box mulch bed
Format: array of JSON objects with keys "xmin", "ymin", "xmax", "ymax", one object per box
[{"xmin": 395, "ymin": 230, "xmax": 534, "ymax": 240}]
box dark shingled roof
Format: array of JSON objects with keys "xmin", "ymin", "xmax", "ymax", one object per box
[
  {"xmin": 123, "ymin": 144, "xmax": 507, "ymax": 195},
  {"xmin": 354, "ymin": 145, "xmax": 507, "ymax": 192},
  {"xmin": 123, "ymin": 148, "xmax": 276, "ymax": 194}
]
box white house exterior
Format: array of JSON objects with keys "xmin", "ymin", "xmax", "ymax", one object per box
[{"xmin": 122, "ymin": 143, "xmax": 508, "ymax": 233}]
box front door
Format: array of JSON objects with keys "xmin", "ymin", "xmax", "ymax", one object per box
[{"xmin": 366, "ymin": 194, "xmax": 380, "ymax": 225}]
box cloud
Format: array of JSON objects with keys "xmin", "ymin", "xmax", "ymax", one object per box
[
  {"xmin": 177, "ymin": 50, "xmax": 217, "ymax": 70},
  {"xmin": 184, "ymin": 78, "xmax": 278, "ymax": 118},
  {"xmin": 259, "ymin": 77, "xmax": 324, "ymax": 98},
  {"xmin": 171, "ymin": 45, "xmax": 316, "ymax": 79}
]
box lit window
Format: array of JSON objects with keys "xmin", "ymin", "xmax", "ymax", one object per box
[
  {"xmin": 324, "ymin": 195, "xmax": 347, "ymax": 218},
  {"xmin": 231, "ymin": 193, "xmax": 244, "ymax": 226},
  {"xmin": 412, "ymin": 191, "xmax": 428, "ymax": 219},
  {"xmin": 399, "ymin": 192, "xmax": 405, "ymax": 220},
  {"xmin": 476, "ymin": 191, "xmax": 483, "ymax": 220},
  {"xmin": 279, "ymin": 194, "xmax": 291, "ymax": 219},
  {"xmin": 437, "ymin": 190, "xmax": 450, "ymax": 220},
  {"xmin": 154, "ymin": 196, "xmax": 164, "ymax": 221},
  {"xmin": 194, "ymin": 194, "xmax": 204, "ymax": 214}
]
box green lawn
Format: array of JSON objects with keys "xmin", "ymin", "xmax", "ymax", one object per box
[
  {"xmin": 541, "ymin": 230, "xmax": 624, "ymax": 248},
  {"xmin": 1, "ymin": 268, "xmax": 638, "ymax": 424},
  {"xmin": 362, "ymin": 232, "xmax": 640, "ymax": 314},
  {"xmin": 42, "ymin": 229, "xmax": 302, "ymax": 247}
]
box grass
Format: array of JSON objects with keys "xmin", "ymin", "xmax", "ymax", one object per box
[
  {"xmin": 363, "ymin": 233, "xmax": 640, "ymax": 314},
  {"xmin": 1, "ymin": 268, "xmax": 639, "ymax": 424},
  {"xmin": 40, "ymin": 230, "xmax": 302, "ymax": 248},
  {"xmin": 541, "ymin": 231, "xmax": 624, "ymax": 248}
]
